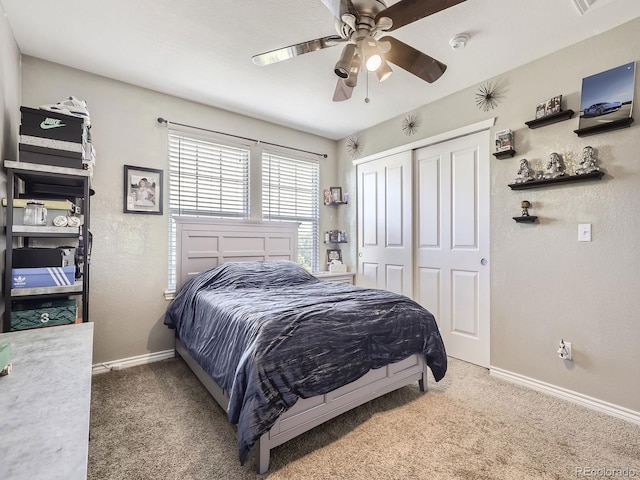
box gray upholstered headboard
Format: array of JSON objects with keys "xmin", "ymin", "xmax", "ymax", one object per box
[{"xmin": 174, "ymin": 217, "xmax": 299, "ymax": 288}]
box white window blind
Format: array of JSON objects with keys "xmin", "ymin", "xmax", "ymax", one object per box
[
  {"xmin": 167, "ymin": 132, "xmax": 250, "ymax": 289},
  {"xmin": 262, "ymin": 151, "xmax": 320, "ymax": 272}
]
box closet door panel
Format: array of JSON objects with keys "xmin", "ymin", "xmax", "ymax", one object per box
[{"xmin": 356, "ymin": 151, "xmax": 413, "ymax": 297}]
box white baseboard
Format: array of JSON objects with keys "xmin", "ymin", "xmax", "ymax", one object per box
[
  {"xmin": 92, "ymin": 349, "xmax": 175, "ymax": 375},
  {"xmin": 490, "ymin": 366, "xmax": 640, "ymax": 425}
]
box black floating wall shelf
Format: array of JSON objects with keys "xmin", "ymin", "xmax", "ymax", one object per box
[
  {"xmin": 574, "ymin": 117, "xmax": 634, "ymax": 137},
  {"xmin": 493, "ymin": 148, "xmax": 516, "ymax": 159},
  {"xmin": 525, "ymin": 109, "xmax": 575, "ymax": 129},
  {"xmin": 513, "ymin": 216, "xmax": 538, "ymax": 223},
  {"xmin": 508, "ymin": 171, "xmax": 604, "ymax": 190}
]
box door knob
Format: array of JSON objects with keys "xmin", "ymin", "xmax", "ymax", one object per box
[
  {"xmin": 359, "ymin": 252, "xmax": 363, "ymax": 257},
  {"xmin": 481, "ymin": 258, "xmax": 487, "ymax": 266}
]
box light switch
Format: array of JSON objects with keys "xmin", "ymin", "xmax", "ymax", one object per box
[{"xmin": 578, "ymin": 223, "xmax": 591, "ymax": 242}]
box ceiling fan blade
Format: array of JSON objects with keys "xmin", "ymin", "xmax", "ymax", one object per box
[
  {"xmin": 376, "ymin": 0, "xmax": 466, "ymax": 32},
  {"xmin": 320, "ymin": 0, "xmax": 357, "ymax": 19},
  {"xmin": 380, "ymin": 36, "xmax": 446, "ymax": 83},
  {"xmin": 252, "ymin": 35, "xmax": 344, "ymax": 66},
  {"xmin": 333, "ymin": 78, "xmax": 354, "ymax": 102}
]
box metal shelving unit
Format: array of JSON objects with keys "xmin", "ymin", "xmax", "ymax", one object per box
[{"xmin": 3, "ymin": 161, "xmax": 91, "ymax": 331}]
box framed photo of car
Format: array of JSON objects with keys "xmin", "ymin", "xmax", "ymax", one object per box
[{"xmin": 578, "ymin": 62, "xmax": 635, "ymax": 130}]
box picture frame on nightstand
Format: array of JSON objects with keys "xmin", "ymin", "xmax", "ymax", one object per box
[{"xmin": 326, "ymin": 248, "xmax": 342, "ymax": 265}]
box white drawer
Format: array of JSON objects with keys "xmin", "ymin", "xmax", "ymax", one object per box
[{"xmin": 313, "ymin": 272, "xmax": 355, "ymax": 284}]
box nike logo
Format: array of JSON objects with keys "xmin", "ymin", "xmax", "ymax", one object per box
[{"xmin": 40, "ymin": 118, "xmax": 66, "ymax": 129}]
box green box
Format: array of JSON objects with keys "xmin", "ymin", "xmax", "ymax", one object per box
[{"xmin": 11, "ymin": 298, "xmax": 77, "ymax": 331}]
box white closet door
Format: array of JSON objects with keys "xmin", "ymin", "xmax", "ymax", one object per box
[
  {"xmin": 356, "ymin": 151, "xmax": 413, "ymax": 297},
  {"xmin": 415, "ymin": 130, "xmax": 490, "ymax": 367}
]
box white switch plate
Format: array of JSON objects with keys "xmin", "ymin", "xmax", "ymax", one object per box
[{"xmin": 578, "ymin": 223, "xmax": 591, "ymax": 242}]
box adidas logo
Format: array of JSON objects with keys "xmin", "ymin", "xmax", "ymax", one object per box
[
  {"xmin": 40, "ymin": 118, "xmax": 66, "ymax": 130},
  {"xmin": 13, "ymin": 276, "xmax": 26, "ymax": 287}
]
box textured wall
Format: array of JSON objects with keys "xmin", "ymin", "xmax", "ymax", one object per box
[
  {"xmin": 19, "ymin": 58, "xmax": 338, "ymax": 363},
  {"xmin": 0, "ymin": 5, "xmax": 21, "ymax": 323},
  {"xmin": 338, "ymin": 18, "xmax": 640, "ymax": 412}
]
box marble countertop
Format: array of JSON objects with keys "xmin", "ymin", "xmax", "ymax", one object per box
[{"xmin": 0, "ymin": 322, "xmax": 94, "ymax": 480}]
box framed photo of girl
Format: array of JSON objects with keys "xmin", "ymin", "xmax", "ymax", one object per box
[{"xmin": 124, "ymin": 165, "xmax": 163, "ymax": 214}]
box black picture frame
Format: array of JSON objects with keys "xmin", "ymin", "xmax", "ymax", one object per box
[
  {"xmin": 330, "ymin": 186, "xmax": 343, "ymax": 203},
  {"xmin": 124, "ymin": 165, "xmax": 163, "ymax": 214},
  {"xmin": 326, "ymin": 248, "xmax": 342, "ymax": 265}
]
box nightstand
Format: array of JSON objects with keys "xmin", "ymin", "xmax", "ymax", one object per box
[{"xmin": 313, "ymin": 272, "xmax": 355, "ymax": 284}]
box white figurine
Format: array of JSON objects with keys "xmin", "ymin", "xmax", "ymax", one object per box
[
  {"xmin": 575, "ymin": 146, "xmax": 600, "ymax": 175},
  {"xmin": 514, "ymin": 158, "xmax": 534, "ymax": 184},
  {"xmin": 543, "ymin": 152, "xmax": 565, "ymax": 179}
]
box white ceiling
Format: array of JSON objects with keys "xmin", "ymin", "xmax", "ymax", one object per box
[{"xmin": 2, "ymin": 0, "xmax": 640, "ymax": 140}]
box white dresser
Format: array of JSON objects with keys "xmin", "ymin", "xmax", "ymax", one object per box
[
  {"xmin": 313, "ymin": 272, "xmax": 356, "ymax": 284},
  {"xmin": 0, "ymin": 322, "xmax": 94, "ymax": 480}
]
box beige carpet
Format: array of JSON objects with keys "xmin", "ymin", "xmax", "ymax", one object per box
[{"xmin": 88, "ymin": 357, "xmax": 640, "ymax": 479}]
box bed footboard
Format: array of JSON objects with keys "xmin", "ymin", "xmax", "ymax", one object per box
[
  {"xmin": 176, "ymin": 339, "xmax": 427, "ymax": 474},
  {"xmin": 255, "ymin": 353, "xmax": 427, "ymax": 473}
]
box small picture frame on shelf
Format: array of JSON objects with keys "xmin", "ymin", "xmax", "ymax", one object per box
[
  {"xmin": 535, "ymin": 95, "xmax": 562, "ymax": 118},
  {"xmin": 124, "ymin": 165, "xmax": 163, "ymax": 214},
  {"xmin": 495, "ymin": 129, "xmax": 513, "ymax": 152},
  {"xmin": 326, "ymin": 248, "xmax": 342, "ymax": 265},
  {"xmin": 548, "ymin": 95, "xmax": 562, "ymax": 115},
  {"xmin": 330, "ymin": 186, "xmax": 343, "ymax": 203},
  {"xmin": 323, "ymin": 189, "xmax": 333, "ymax": 205}
]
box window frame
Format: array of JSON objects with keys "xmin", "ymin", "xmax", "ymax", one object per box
[
  {"xmin": 261, "ymin": 148, "xmax": 321, "ymax": 273},
  {"xmin": 166, "ymin": 128, "xmax": 251, "ymax": 290}
]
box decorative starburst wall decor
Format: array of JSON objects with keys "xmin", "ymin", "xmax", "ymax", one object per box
[
  {"xmin": 475, "ymin": 81, "xmax": 501, "ymax": 111},
  {"xmin": 346, "ymin": 133, "xmax": 363, "ymax": 159},
  {"xmin": 401, "ymin": 113, "xmax": 421, "ymax": 136}
]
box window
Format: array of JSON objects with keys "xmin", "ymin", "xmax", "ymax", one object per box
[
  {"xmin": 262, "ymin": 150, "xmax": 320, "ymax": 272},
  {"xmin": 167, "ymin": 131, "xmax": 250, "ymax": 290}
]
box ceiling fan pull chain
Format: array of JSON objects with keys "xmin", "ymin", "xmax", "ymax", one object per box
[{"xmin": 365, "ymin": 71, "xmax": 371, "ymax": 104}]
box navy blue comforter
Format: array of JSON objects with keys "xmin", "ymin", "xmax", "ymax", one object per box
[{"xmin": 164, "ymin": 260, "xmax": 447, "ymax": 464}]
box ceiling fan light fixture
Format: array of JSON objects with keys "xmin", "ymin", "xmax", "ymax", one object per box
[
  {"xmin": 345, "ymin": 53, "xmax": 362, "ymax": 88},
  {"xmin": 375, "ymin": 58, "xmax": 393, "ymax": 82},
  {"xmin": 366, "ymin": 53, "xmax": 382, "ymax": 72},
  {"xmin": 358, "ymin": 37, "xmax": 383, "ymax": 72},
  {"xmin": 334, "ymin": 43, "xmax": 357, "ymax": 78}
]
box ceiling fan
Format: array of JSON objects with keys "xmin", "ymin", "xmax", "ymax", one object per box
[{"xmin": 252, "ymin": 0, "xmax": 467, "ymax": 101}]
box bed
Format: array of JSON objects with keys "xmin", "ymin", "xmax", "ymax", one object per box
[{"xmin": 165, "ymin": 217, "xmax": 447, "ymax": 473}]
